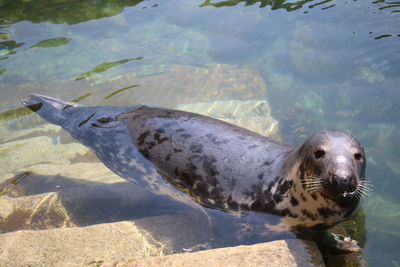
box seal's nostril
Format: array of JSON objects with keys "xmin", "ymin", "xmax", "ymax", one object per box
[{"xmin": 332, "ymin": 175, "xmax": 357, "ymax": 192}]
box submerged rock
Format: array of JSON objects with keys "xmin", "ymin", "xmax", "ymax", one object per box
[
  {"xmin": 0, "ymin": 162, "xmax": 123, "ymax": 232},
  {"xmin": 289, "ymin": 23, "xmax": 358, "ymax": 81},
  {"xmin": 0, "ymin": 63, "xmax": 268, "ymax": 109},
  {"xmin": 0, "ymin": 192, "xmax": 73, "ymax": 232},
  {"xmin": 1, "ymin": 162, "xmax": 122, "ymax": 197},
  {"xmin": 0, "ymin": 136, "xmax": 90, "ymax": 177},
  {"xmin": 77, "ymin": 63, "xmax": 269, "ymax": 108},
  {"xmin": 0, "ymin": 162, "xmax": 215, "ymax": 250},
  {"xmin": 178, "ymin": 99, "xmax": 280, "ymax": 140},
  {"xmin": 0, "ymin": 221, "xmax": 166, "ymax": 266}
]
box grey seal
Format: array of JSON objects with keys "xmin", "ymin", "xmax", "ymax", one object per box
[{"xmin": 22, "ymin": 94, "xmax": 369, "ymax": 231}]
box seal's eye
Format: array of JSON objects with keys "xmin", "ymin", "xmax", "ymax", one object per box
[
  {"xmin": 314, "ymin": 150, "xmax": 325, "ymax": 159},
  {"xmin": 354, "ymin": 153, "xmax": 363, "ymax": 161}
]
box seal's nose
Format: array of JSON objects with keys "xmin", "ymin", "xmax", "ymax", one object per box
[{"xmin": 331, "ymin": 174, "xmax": 357, "ymax": 193}]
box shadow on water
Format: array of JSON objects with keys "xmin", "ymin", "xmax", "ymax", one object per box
[{"xmin": 0, "ymin": 169, "xmax": 368, "ymax": 265}]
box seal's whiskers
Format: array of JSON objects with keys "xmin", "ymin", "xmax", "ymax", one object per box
[
  {"xmin": 356, "ymin": 180, "xmax": 373, "ymax": 198},
  {"xmin": 301, "ymin": 175, "xmax": 325, "ymax": 193}
]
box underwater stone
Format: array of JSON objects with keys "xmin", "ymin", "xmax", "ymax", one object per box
[
  {"xmin": 178, "ymin": 99, "xmax": 281, "ymax": 140},
  {"xmin": 81, "ymin": 64, "xmax": 269, "ymax": 107},
  {"xmin": 0, "ymin": 136, "xmax": 90, "ymax": 177},
  {"xmin": 289, "ymin": 23, "xmax": 357, "ymax": 81}
]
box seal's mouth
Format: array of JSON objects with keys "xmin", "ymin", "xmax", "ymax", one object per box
[
  {"xmin": 304, "ymin": 173, "xmax": 364, "ymax": 201},
  {"xmin": 325, "ymin": 189, "xmax": 358, "ymax": 201},
  {"xmin": 316, "ymin": 190, "xmax": 351, "ymax": 202},
  {"xmin": 317, "ymin": 172, "xmax": 360, "ymax": 200},
  {"xmin": 321, "ymin": 179, "xmax": 361, "ymax": 201},
  {"xmin": 341, "ymin": 190, "xmax": 358, "ymax": 198},
  {"xmin": 305, "ymin": 175, "xmax": 371, "ymax": 202}
]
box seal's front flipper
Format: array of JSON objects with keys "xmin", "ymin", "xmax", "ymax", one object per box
[{"xmin": 316, "ymin": 231, "xmax": 361, "ymax": 254}]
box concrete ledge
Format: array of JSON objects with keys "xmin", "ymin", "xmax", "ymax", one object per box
[{"xmin": 100, "ymin": 239, "xmax": 325, "ymax": 267}]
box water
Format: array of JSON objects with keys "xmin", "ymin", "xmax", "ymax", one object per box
[{"xmin": 1, "ymin": 0, "xmax": 400, "ymax": 265}]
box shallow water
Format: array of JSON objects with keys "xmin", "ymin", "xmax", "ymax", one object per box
[{"xmin": 1, "ymin": 0, "xmax": 400, "ymax": 266}]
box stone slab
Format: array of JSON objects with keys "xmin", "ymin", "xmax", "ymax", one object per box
[
  {"xmin": 0, "ymin": 221, "xmax": 166, "ymax": 267},
  {"xmin": 99, "ymin": 239, "xmax": 325, "ymax": 267}
]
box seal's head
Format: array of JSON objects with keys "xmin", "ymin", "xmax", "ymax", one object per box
[{"xmin": 299, "ymin": 130, "xmax": 367, "ymax": 202}]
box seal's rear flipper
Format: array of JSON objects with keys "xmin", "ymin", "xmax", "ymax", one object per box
[{"xmin": 22, "ymin": 94, "xmax": 80, "ymax": 125}]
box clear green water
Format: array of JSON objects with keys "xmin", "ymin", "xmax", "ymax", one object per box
[{"xmin": 1, "ymin": 0, "xmax": 400, "ymax": 266}]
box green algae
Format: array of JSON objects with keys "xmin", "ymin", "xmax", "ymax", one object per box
[
  {"xmin": 0, "ymin": 0, "xmax": 146, "ymax": 25},
  {"xmin": 71, "ymin": 92, "xmax": 95, "ymax": 103},
  {"xmin": 104, "ymin": 84, "xmax": 140, "ymax": 100},
  {"xmin": 0, "ymin": 32, "xmax": 8, "ymax": 40},
  {"xmin": 0, "ymin": 107, "xmax": 33, "ymax": 123},
  {"xmin": 74, "ymin": 57, "xmax": 143, "ymax": 81},
  {"xmin": 30, "ymin": 37, "xmax": 71, "ymax": 48},
  {"xmin": 366, "ymin": 195, "xmax": 400, "ymax": 220},
  {"xmin": 0, "ymin": 40, "xmax": 24, "ymax": 56},
  {"xmin": 341, "ymin": 209, "xmax": 367, "ymax": 246}
]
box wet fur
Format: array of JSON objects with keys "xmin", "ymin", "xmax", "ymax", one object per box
[
  {"xmin": 22, "ymin": 95, "xmax": 369, "ymax": 230},
  {"xmin": 119, "ymin": 107, "xmax": 367, "ymax": 229}
]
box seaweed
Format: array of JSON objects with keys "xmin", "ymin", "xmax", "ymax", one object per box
[
  {"xmin": 74, "ymin": 57, "xmax": 143, "ymax": 80},
  {"xmin": 30, "ymin": 37, "xmax": 71, "ymax": 48}
]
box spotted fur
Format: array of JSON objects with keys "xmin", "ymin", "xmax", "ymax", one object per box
[
  {"xmin": 23, "ymin": 95, "xmax": 368, "ymax": 231},
  {"xmin": 120, "ymin": 107, "xmax": 367, "ymax": 229}
]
